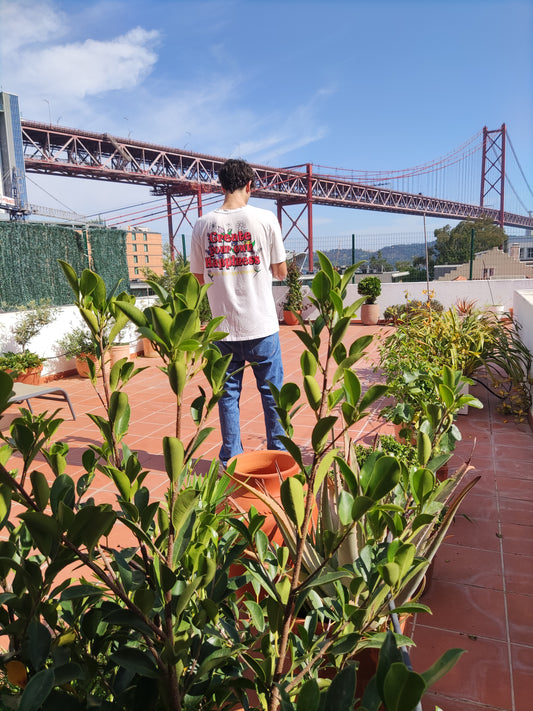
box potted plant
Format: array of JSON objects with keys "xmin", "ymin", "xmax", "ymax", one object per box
[
  {"xmin": 282, "ymin": 258, "xmax": 304, "ymax": 325},
  {"xmin": 1, "ymin": 299, "xmax": 58, "ymax": 383},
  {"xmin": 357, "ymin": 275, "xmax": 381, "ymax": 325},
  {"xmin": 0, "ymin": 351, "xmax": 45, "ymax": 384},
  {"xmin": 57, "ymin": 326, "xmax": 100, "ymax": 378}
]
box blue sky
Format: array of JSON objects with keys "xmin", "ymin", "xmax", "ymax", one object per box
[{"xmin": 1, "ymin": 0, "xmax": 531, "ymax": 241}]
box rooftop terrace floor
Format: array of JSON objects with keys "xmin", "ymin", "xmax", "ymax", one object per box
[{"xmin": 2, "ymin": 323, "xmax": 532, "ymax": 711}]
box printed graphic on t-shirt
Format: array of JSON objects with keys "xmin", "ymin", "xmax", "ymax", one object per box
[{"xmin": 204, "ymin": 221, "xmax": 263, "ymax": 278}]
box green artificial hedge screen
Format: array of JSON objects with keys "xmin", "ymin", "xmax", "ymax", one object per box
[{"xmin": 0, "ymin": 222, "xmax": 130, "ymax": 309}]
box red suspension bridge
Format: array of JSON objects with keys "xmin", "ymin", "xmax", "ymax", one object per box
[{"xmin": 18, "ymin": 120, "xmax": 533, "ymax": 271}]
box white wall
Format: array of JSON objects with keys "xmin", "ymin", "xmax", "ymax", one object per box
[
  {"xmin": 0, "ymin": 297, "xmax": 157, "ymax": 378},
  {"xmin": 273, "ymin": 278, "xmax": 532, "ymax": 322},
  {"xmin": 513, "ymin": 289, "xmax": 533, "ymax": 421}
]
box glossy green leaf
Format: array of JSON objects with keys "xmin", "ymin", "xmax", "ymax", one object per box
[
  {"xmin": 383, "ymin": 663, "xmax": 426, "ymax": 711},
  {"xmin": 0, "ymin": 484, "xmax": 11, "ymax": 527},
  {"xmin": 171, "ymin": 488, "xmax": 199, "ymax": 535},
  {"xmin": 420, "ymin": 647, "xmax": 465, "ymax": 688},
  {"xmin": 296, "ymin": 678, "xmax": 320, "ymax": 711},
  {"xmin": 19, "ymin": 667, "xmax": 55, "ymax": 711},
  {"xmin": 303, "ymin": 375, "xmax": 322, "ymax": 411},
  {"xmin": 110, "ymin": 647, "xmax": 159, "ymax": 679},
  {"xmin": 311, "ymin": 415, "xmax": 337, "ymax": 453},
  {"xmin": 280, "ymin": 477, "xmax": 305, "ymax": 530},
  {"xmin": 163, "ymin": 436, "xmax": 184, "ymax": 483},
  {"xmin": 300, "ymin": 350, "xmax": 318, "ymax": 376}
]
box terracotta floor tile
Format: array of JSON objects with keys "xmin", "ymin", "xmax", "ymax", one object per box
[
  {"xmin": 416, "ymin": 580, "xmax": 508, "ymax": 641},
  {"xmin": 409, "ymin": 626, "xmax": 512, "ymax": 709},
  {"xmin": 431, "ymin": 543, "xmax": 503, "ymax": 590},
  {"xmin": 494, "ymin": 444, "xmax": 533, "ymax": 463},
  {"xmin": 497, "ymin": 477, "xmax": 533, "ymax": 502},
  {"xmin": 497, "ymin": 497, "xmax": 533, "ymax": 527},
  {"xmin": 443, "ymin": 514, "xmax": 501, "ymax": 552},
  {"xmin": 503, "ymin": 553, "xmax": 533, "ymax": 596},
  {"xmin": 501, "ymin": 523, "xmax": 533, "ymax": 557},
  {"xmin": 511, "ymin": 644, "xmax": 533, "ymax": 711},
  {"xmin": 421, "ymin": 692, "xmax": 506, "ymax": 711},
  {"xmin": 450, "ymin": 492, "xmax": 500, "ymax": 522},
  {"xmin": 507, "ymin": 593, "xmax": 533, "ymax": 646}
]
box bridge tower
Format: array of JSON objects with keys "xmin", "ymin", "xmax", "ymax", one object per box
[
  {"xmin": 276, "ymin": 163, "xmax": 314, "ymax": 273},
  {"xmin": 480, "ymin": 124, "xmax": 506, "ymax": 228}
]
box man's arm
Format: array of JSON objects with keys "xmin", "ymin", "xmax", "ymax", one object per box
[
  {"xmin": 192, "ymin": 272, "xmax": 205, "ymax": 285},
  {"xmin": 271, "ymin": 261, "xmax": 287, "ymax": 281}
]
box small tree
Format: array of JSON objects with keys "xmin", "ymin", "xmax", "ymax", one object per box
[
  {"xmin": 357, "ymin": 275, "xmax": 381, "ymax": 304},
  {"xmin": 12, "ymin": 299, "xmax": 58, "ymax": 352}
]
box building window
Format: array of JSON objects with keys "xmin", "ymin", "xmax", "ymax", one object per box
[
  {"xmin": 144, "ymin": 244, "xmax": 148, "ymax": 252},
  {"xmin": 145, "ymin": 256, "xmax": 149, "ymax": 263},
  {"xmin": 132, "ymin": 234, "xmax": 137, "ymax": 241},
  {"xmin": 527, "ymin": 247, "xmax": 533, "ymax": 259},
  {"xmin": 143, "ymin": 233, "xmax": 148, "ymax": 241},
  {"xmin": 134, "ymin": 267, "xmax": 139, "ymax": 275},
  {"xmin": 133, "ymin": 245, "xmax": 137, "ymax": 252},
  {"xmin": 133, "ymin": 256, "xmax": 138, "ymax": 264},
  {"xmin": 482, "ymin": 267, "xmax": 494, "ymax": 279}
]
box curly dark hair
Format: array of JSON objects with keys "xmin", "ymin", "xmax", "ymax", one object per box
[{"xmin": 218, "ymin": 159, "xmax": 255, "ymax": 193}]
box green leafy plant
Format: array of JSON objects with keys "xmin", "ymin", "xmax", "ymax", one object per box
[
  {"xmin": 379, "ymin": 304, "xmax": 532, "ymax": 421},
  {"xmin": 357, "ymin": 276, "xmax": 381, "ymax": 305},
  {"xmin": 0, "ymin": 351, "xmax": 44, "ymax": 377},
  {"xmin": 229, "ymin": 253, "xmax": 470, "ymax": 710},
  {"xmin": 0, "ymin": 258, "xmax": 469, "ymax": 711},
  {"xmin": 57, "ymin": 326, "xmax": 98, "ymax": 358},
  {"xmin": 282, "ymin": 258, "xmax": 304, "ymax": 313},
  {"xmin": 11, "ymin": 298, "xmax": 59, "ymax": 353}
]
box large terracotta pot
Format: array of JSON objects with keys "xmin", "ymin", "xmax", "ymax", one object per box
[
  {"xmin": 14, "ymin": 366, "xmax": 43, "ymax": 385},
  {"xmin": 360, "ymin": 303, "xmax": 379, "ymax": 325},
  {"xmin": 109, "ymin": 344, "xmax": 130, "ymax": 367},
  {"xmin": 75, "ymin": 354, "xmax": 102, "ymax": 378},
  {"xmin": 227, "ymin": 450, "xmax": 299, "ymax": 543},
  {"xmin": 142, "ymin": 338, "xmax": 159, "ymax": 358}
]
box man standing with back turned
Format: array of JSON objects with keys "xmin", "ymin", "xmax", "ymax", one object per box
[{"xmin": 190, "ymin": 159, "xmax": 288, "ymax": 466}]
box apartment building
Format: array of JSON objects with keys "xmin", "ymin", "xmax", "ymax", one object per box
[{"xmin": 126, "ymin": 228, "xmax": 164, "ymax": 285}]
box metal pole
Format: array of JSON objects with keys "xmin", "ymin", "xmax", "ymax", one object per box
[
  {"xmin": 307, "ymin": 163, "xmax": 313, "ymax": 273},
  {"xmin": 182, "ymin": 234, "xmax": 187, "ymax": 261},
  {"xmin": 167, "ymin": 192, "xmax": 175, "ymax": 261},
  {"xmin": 352, "ymin": 234, "xmax": 356, "ymax": 283},
  {"xmin": 469, "ymin": 228, "xmax": 475, "ymax": 280},
  {"xmin": 423, "ymin": 213, "xmax": 430, "ymax": 304}
]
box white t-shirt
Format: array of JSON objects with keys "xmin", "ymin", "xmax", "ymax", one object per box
[{"xmin": 190, "ymin": 204, "xmax": 286, "ymax": 341}]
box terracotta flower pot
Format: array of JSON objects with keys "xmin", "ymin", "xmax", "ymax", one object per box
[
  {"xmin": 283, "ymin": 309, "xmax": 300, "ymax": 326},
  {"xmin": 227, "ymin": 450, "xmax": 299, "ymax": 543},
  {"xmin": 142, "ymin": 337, "xmax": 159, "ymax": 358},
  {"xmin": 14, "ymin": 366, "xmax": 43, "ymax": 385},
  {"xmin": 360, "ymin": 303, "xmax": 379, "ymax": 325},
  {"xmin": 75, "ymin": 354, "xmax": 102, "ymax": 378},
  {"xmin": 109, "ymin": 344, "xmax": 130, "ymax": 367}
]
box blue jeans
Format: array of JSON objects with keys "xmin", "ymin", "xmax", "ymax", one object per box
[{"xmin": 215, "ymin": 332, "xmax": 286, "ymax": 465}]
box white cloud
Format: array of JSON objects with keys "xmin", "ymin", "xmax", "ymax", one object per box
[
  {"xmin": 3, "ymin": 25, "xmax": 159, "ymax": 104},
  {"xmin": 0, "ymin": 0, "xmax": 67, "ymax": 54}
]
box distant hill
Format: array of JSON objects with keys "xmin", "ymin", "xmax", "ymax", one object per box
[{"xmin": 322, "ymin": 241, "xmax": 435, "ymax": 268}]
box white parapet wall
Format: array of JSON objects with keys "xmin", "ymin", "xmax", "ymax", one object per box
[
  {"xmin": 2, "ymin": 281, "xmax": 533, "ymax": 383},
  {"xmin": 274, "ymin": 278, "xmax": 533, "ymax": 322},
  {"xmin": 0, "ymin": 297, "xmax": 158, "ymax": 379},
  {"xmin": 513, "ymin": 289, "xmax": 533, "ymax": 422}
]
